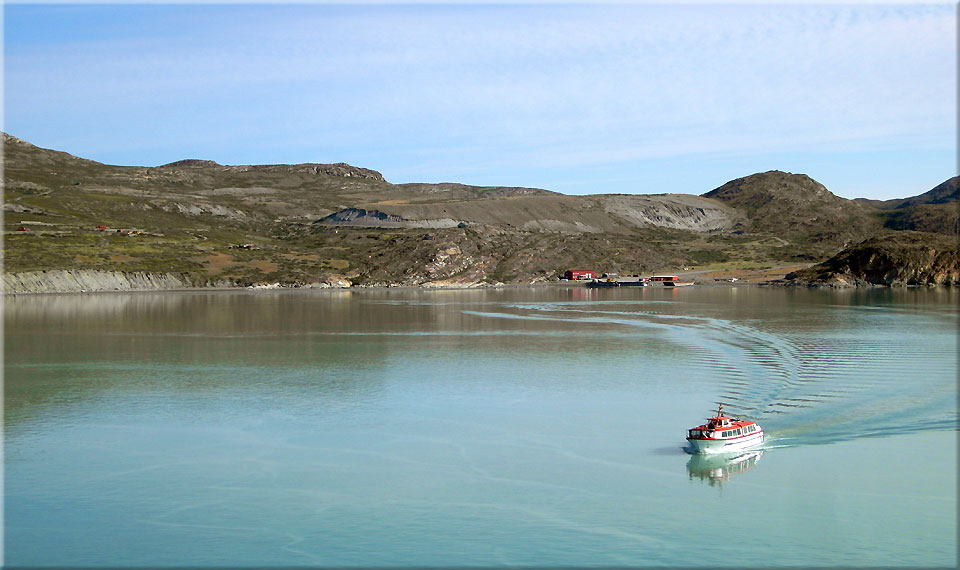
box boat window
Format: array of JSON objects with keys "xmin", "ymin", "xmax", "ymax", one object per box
[{"xmin": 735, "ymin": 428, "xmax": 742, "ymax": 436}]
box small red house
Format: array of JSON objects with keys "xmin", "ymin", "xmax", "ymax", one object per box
[{"xmin": 564, "ymin": 269, "xmax": 596, "ymax": 280}]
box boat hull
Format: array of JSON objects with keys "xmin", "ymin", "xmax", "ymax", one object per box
[{"xmin": 686, "ymin": 430, "xmax": 764, "ymax": 454}]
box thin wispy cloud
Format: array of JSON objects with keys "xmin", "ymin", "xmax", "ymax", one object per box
[{"xmin": 4, "ymin": 3, "xmax": 955, "ymax": 199}]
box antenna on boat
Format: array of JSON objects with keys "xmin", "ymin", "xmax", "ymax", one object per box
[{"xmin": 716, "ymin": 402, "xmax": 723, "ymax": 418}]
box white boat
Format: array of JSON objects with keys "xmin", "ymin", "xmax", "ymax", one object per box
[{"xmin": 685, "ymin": 403, "xmax": 764, "ymax": 454}]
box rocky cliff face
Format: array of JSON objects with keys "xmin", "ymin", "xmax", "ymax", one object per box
[
  {"xmin": 782, "ymin": 232, "xmax": 960, "ymax": 287},
  {"xmin": 2, "ymin": 269, "xmax": 362, "ymax": 294},
  {"xmin": 3, "ymin": 270, "xmax": 201, "ymax": 294}
]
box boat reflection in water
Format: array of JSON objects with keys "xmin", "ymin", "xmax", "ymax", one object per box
[{"xmin": 686, "ymin": 449, "xmax": 764, "ymax": 487}]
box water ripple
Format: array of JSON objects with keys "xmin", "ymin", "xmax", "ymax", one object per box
[{"xmin": 465, "ymin": 299, "xmax": 957, "ymax": 448}]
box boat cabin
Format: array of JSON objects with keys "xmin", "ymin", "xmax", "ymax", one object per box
[{"xmin": 686, "ymin": 404, "xmax": 760, "ymax": 440}]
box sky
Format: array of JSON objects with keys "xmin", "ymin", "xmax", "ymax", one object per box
[{"xmin": 3, "ymin": 2, "xmax": 956, "ymax": 200}]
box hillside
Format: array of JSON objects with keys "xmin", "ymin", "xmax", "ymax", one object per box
[
  {"xmin": 702, "ymin": 170, "xmax": 882, "ymax": 255},
  {"xmin": 317, "ymin": 193, "xmax": 741, "ymax": 234},
  {"xmin": 4, "ymin": 133, "xmax": 957, "ymax": 291},
  {"xmin": 872, "ymin": 177, "xmax": 960, "ymax": 235},
  {"xmin": 781, "ymin": 231, "xmax": 960, "ymax": 287}
]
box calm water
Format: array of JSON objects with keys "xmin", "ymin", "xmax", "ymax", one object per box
[{"xmin": 4, "ymin": 285, "xmax": 957, "ymax": 567}]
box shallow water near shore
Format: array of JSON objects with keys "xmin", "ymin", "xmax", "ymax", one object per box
[{"xmin": 5, "ymin": 285, "xmax": 957, "ymax": 567}]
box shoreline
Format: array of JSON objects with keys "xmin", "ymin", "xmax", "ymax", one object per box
[
  {"xmin": 31, "ymin": 263, "xmax": 948, "ymax": 296},
  {"xmin": 5, "ymin": 276, "xmax": 953, "ymax": 297},
  {"xmin": 3, "ymin": 271, "xmax": 780, "ymax": 297}
]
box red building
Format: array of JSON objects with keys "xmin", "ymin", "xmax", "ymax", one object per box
[{"xmin": 564, "ymin": 269, "xmax": 596, "ymax": 280}]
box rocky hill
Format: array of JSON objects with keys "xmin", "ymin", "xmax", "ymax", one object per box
[
  {"xmin": 702, "ymin": 170, "xmax": 882, "ymax": 254},
  {"xmin": 4, "ymin": 133, "xmax": 957, "ymax": 291},
  {"xmin": 780, "ymin": 231, "xmax": 960, "ymax": 287},
  {"xmin": 870, "ymin": 177, "xmax": 959, "ymax": 235}
]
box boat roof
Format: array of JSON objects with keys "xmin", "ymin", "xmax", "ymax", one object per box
[
  {"xmin": 693, "ymin": 417, "xmax": 756, "ymax": 428},
  {"xmin": 695, "ymin": 404, "xmax": 758, "ymax": 428}
]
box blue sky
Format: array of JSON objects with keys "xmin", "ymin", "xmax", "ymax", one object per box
[{"xmin": 4, "ymin": 2, "xmax": 956, "ymax": 200}]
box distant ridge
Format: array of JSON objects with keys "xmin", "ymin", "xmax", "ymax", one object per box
[
  {"xmin": 875, "ymin": 176, "xmax": 960, "ymax": 235},
  {"xmin": 892, "ymin": 176, "xmax": 959, "ymax": 209},
  {"xmin": 160, "ymin": 159, "xmax": 222, "ymax": 168},
  {"xmin": 157, "ymin": 157, "xmax": 386, "ymax": 181}
]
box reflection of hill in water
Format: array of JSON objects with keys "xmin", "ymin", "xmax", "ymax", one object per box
[{"xmin": 686, "ymin": 450, "xmax": 763, "ymax": 487}]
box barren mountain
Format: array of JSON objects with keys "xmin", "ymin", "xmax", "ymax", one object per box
[{"xmin": 4, "ymin": 133, "xmax": 957, "ymax": 291}]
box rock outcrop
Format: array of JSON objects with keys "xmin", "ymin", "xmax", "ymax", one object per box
[
  {"xmin": 227, "ymin": 162, "xmax": 385, "ymax": 181},
  {"xmin": 780, "ymin": 232, "xmax": 960, "ymax": 287},
  {"xmin": 160, "ymin": 159, "xmax": 222, "ymax": 168}
]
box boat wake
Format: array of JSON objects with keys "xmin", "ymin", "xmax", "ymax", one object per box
[{"xmin": 468, "ymin": 300, "xmax": 958, "ymax": 449}]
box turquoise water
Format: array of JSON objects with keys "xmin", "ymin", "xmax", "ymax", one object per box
[{"xmin": 5, "ymin": 286, "xmax": 957, "ymax": 566}]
